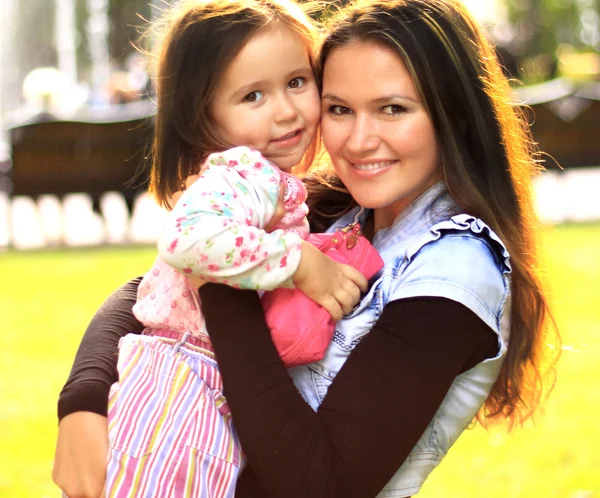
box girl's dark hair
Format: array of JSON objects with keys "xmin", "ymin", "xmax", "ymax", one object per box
[
  {"xmin": 308, "ymin": 0, "xmax": 559, "ymax": 427},
  {"xmin": 147, "ymin": 0, "xmax": 320, "ymax": 208}
]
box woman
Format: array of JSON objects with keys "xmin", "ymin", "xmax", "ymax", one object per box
[{"xmin": 53, "ymin": 1, "xmax": 557, "ymax": 497}]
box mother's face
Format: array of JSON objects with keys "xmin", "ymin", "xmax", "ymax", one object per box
[{"xmin": 321, "ymin": 41, "xmax": 442, "ymax": 230}]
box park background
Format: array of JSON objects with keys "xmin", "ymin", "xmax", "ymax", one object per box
[{"xmin": 0, "ymin": 0, "xmax": 599, "ymax": 497}]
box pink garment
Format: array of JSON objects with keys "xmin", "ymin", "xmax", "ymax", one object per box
[
  {"xmin": 136, "ymin": 225, "xmax": 383, "ymax": 369},
  {"xmin": 107, "ymin": 330, "xmax": 241, "ymax": 497},
  {"xmin": 262, "ymin": 223, "xmax": 384, "ymax": 367},
  {"xmin": 134, "ymin": 259, "xmax": 206, "ymax": 335}
]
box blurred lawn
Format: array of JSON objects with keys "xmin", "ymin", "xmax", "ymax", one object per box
[{"xmin": 0, "ymin": 224, "xmax": 599, "ymax": 498}]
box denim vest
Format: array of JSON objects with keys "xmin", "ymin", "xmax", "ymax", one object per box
[{"xmin": 289, "ymin": 182, "xmax": 512, "ymax": 497}]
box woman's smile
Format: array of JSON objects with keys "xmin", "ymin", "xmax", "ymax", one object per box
[{"xmin": 347, "ymin": 159, "xmax": 396, "ymax": 176}]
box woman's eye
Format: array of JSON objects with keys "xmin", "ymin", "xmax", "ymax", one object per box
[
  {"xmin": 244, "ymin": 91, "xmax": 264, "ymax": 103},
  {"xmin": 382, "ymin": 104, "xmax": 406, "ymax": 115},
  {"xmin": 328, "ymin": 105, "xmax": 352, "ymax": 115},
  {"xmin": 288, "ymin": 77, "xmax": 306, "ymax": 89}
]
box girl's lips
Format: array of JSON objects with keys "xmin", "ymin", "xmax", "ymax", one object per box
[{"xmin": 271, "ymin": 129, "xmax": 302, "ymax": 147}]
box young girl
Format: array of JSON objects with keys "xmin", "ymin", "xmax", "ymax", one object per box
[{"xmin": 106, "ymin": 1, "xmax": 380, "ymax": 496}]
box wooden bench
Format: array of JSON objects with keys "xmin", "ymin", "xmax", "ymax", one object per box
[
  {"xmin": 7, "ymin": 101, "xmax": 155, "ymax": 212},
  {"xmin": 516, "ymin": 78, "xmax": 600, "ymax": 170}
]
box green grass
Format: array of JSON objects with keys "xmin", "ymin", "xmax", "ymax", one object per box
[
  {"xmin": 1, "ymin": 224, "xmax": 599, "ymax": 497},
  {"xmin": 0, "ymin": 245, "xmax": 157, "ymax": 498}
]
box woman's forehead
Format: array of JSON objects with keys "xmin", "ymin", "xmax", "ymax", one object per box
[{"xmin": 322, "ymin": 41, "xmax": 419, "ymax": 103}]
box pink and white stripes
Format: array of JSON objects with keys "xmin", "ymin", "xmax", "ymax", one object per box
[{"xmin": 106, "ymin": 332, "xmax": 243, "ymax": 497}]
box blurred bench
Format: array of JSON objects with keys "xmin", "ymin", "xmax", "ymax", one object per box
[
  {"xmin": 516, "ymin": 78, "xmax": 600, "ymax": 169},
  {"xmin": 5, "ymin": 81, "xmax": 600, "ymax": 211},
  {"xmin": 7, "ymin": 100, "xmax": 155, "ymax": 212}
]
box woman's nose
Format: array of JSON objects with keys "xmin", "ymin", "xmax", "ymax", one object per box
[{"xmin": 345, "ymin": 114, "xmax": 380, "ymax": 155}]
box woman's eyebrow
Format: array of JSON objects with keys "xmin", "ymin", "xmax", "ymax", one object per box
[
  {"xmin": 372, "ymin": 94, "xmax": 419, "ymax": 104},
  {"xmin": 321, "ymin": 94, "xmax": 347, "ymax": 103},
  {"xmin": 321, "ymin": 93, "xmax": 419, "ymax": 104}
]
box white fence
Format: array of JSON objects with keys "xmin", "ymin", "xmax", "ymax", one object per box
[
  {"xmin": 0, "ymin": 190, "xmax": 168, "ymax": 250},
  {"xmin": 1, "ymin": 168, "xmax": 600, "ymax": 250}
]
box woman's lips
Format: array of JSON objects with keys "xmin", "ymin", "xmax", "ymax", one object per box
[{"xmin": 348, "ymin": 159, "xmax": 396, "ymax": 177}]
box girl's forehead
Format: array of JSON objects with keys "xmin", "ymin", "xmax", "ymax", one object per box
[
  {"xmin": 246, "ymin": 22, "xmax": 313, "ymax": 54},
  {"xmin": 223, "ymin": 24, "xmax": 313, "ymax": 79}
]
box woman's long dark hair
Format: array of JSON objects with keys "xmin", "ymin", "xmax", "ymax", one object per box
[{"xmin": 307, "ymin": 0, "xmax": 559, "ymax": 427}]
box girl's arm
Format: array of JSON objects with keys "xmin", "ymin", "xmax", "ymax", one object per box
[
  {"xmin": 199, "ymin": 284, "xmax": 498, "ymax": 498},
  {"xmin": 158, "ymin": 147, "xmax": 304, "ymax": 291},
  {"xmin": 161, "ymin": 150, "xmax": 368, "ymax": 320}
]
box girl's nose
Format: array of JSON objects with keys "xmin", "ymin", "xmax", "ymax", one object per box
[{"xmin": 274, "ymin": 94, "xmax": 298, "ymax": 123}]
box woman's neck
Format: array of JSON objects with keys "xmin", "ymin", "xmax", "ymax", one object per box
[{"xmin": 362, "ymin": 213, "xmax": 375, "ymax": 241}]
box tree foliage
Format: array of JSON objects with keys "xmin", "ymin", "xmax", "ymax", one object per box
[{"xmin": 501, "ymin": 0, "xmax": 600, "ymax": 82}]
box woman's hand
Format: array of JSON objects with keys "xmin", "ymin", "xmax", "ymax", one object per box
[
  {"xmin": 293, "ymin": 241, "xmax": 368, "ymax": 321},
  {"xmin": 52, "ymin": 412, "xmax": 108, "ymax": 498}
]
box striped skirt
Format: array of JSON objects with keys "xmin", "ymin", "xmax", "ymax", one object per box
[{"xmin": 106, "ymin": 330, "xmax": 243, "ymax": 497}]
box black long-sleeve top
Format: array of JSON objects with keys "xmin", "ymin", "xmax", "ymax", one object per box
[{"xmin": 58, "ymin": 278, "xmax": 498, "ymax": 497}]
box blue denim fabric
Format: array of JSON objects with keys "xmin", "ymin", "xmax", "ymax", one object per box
[{"xmin": 289, "ymin": 182, "xmax": 512, "ymax": 497}]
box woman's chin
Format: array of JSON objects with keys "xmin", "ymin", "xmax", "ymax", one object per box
[{"xmin": 344, "ymin": 188, "xmax": 385, "ymax": 211}]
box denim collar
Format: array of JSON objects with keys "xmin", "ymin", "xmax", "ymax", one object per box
[{"xmin": 331, "ymin": 181, "xmax": 458, "ymax": 249}]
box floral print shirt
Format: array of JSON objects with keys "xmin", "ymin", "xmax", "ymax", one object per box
[{"xmin": 133, "ymin": 146, "xmax": 309, "ymax": 335}]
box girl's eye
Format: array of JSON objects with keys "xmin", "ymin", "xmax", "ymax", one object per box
[
  {"xmin": 382, "ymin": 104, "xmax": 407, "ymax": 115},
  {"xmin": 288, "ymin": 77, "xmax": 306, "ymax": 89},
  {"xmin": 328, "ymin": 105, "xmax": 352, "ymax": 115},
  {"xmin": 244, "ymin": 91, "xmax": 264, "ymax": 103}
]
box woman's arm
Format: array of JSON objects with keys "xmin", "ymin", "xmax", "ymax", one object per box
[
  {"xmin": 53, "ymin": 277, "xmax": 144, "ymax": 498},
  {"xmin": 199, "ymin": 284, "xmax": 498, "ymax": 498},
  {"xmin": 58, "ymin": 276, "xmax": 145, "ymax": 419}
]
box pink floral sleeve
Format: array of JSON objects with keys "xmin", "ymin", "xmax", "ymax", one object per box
[{"xmin": 157, "ymin": 147, "xmax": 304, "ymax": 291}]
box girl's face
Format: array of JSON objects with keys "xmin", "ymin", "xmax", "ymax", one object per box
[
  {"xmin": 321, "ymin": 41, "xmax": 443, "ymax": 231},
  {"xmin": 211, "ymin": 24, "xmax": 320, "ymax": 172}
]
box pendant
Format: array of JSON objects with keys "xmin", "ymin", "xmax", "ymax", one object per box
[{"xmin": 332, "ymin": 222, "xmax": 363, "ymax": 250}]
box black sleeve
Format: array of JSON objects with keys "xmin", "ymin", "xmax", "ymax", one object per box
[
  {"xmin": 198, "ymin": 285, "xmax": 498, "ymax": 498},
  {"xmin": 57, "ymin": 277, "xmax": 145, "ymax": 421}
]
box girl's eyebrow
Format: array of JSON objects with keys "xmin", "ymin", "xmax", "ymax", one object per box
[
  {"xmin": 233, "ymin": 80, "xmax": 269, "ymax": 100},
  {"xmin": 231, "ymin": 66, "xmax": 313, "ymax": 101}
]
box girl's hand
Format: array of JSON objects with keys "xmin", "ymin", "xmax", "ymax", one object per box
[
  {"xmin": 52, "ymin": 412, "xmax": 108, "ymax": 498},
  {"xmin": 264, "ymin": 183, "xmax": 287, "ymax": 233},
  {"xmin": 293, "ymin": 241, "xmax": 368, "ymax": 321}
]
